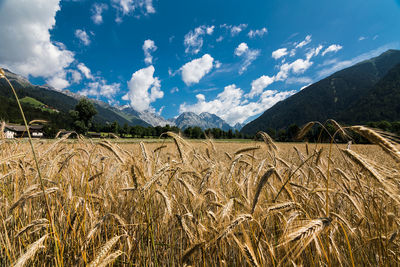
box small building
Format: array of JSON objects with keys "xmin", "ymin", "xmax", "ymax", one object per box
[
  {"xmin": 87, "ymin": 132, "xmax": 102, "ymax": 138},
  {"xmin": 4, "ymin": 128, "xmax": 16, "ymax": 139},
  {"xmin": 30, "ymin": 125, "xmax": 44, "ymax": 138},
  {"xmin": 3, "ymin": 124, "xmax": 44, "ymax": 139}
]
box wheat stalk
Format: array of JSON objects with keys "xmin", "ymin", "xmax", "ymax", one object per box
[
  {"xmin": 13, "ymin": 234, "xmax": 48, "ymax": 267},
  {"xmin": 213, "ymin": 214, "xmax": 252, "ymax": 243},
  {"xmin": 87, "ymin": 235, "xmax": 121, "ymax": 267},
  {"xmin": 156, "ymin": 189, "xmax": 172, "ymax": 215},
  {"xmin": 15, "ymin": 219, "xmax": 49, "ymax": 238},
  {"xmin": 251, "ymin": 168, "xmax": 275, "ymax": 213},
  {"xmin": 234, "ymin": 146, "xmax": 261, "ymax": 155},
  {"xmin": 97, "ymin": 250, "xmax": 123, "ymax": 267},
  {"xmin": 351, "ymin": 126, "xmax": 400, "ymax": 163},
  {"xmin": 257, "ymin": 131, "xmax": 277, "ymax": 151},
  {"xmin": 297, "ymin": 122, "xmax": 315, "ymax": 140}
]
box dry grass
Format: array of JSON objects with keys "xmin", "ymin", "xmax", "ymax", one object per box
[{"xmin": 0, "ymin": 131, "xmax": 400, "ymax": 266}]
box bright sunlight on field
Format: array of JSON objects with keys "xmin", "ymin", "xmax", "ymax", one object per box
[{"xmin": 0, "ymin": 127, "xmax": 399, "ymax": 266}]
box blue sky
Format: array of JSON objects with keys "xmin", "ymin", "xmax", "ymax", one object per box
[{"xmin": 0, "ymin": 0, "xmax": 400, "ymax": 125}]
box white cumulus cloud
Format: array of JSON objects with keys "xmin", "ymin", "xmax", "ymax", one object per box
[
  {"xmin": 322, "ymin": 44, "xmax": 343, "ymax": 56},
  {"xmin": 272, "ymin": 48, "xmax": 288, "ymax": 59},
  {"xmin": 206, "ymin": 26, "xmax": 215, "ymax": 35},
  {"xmin": 76, "ymin": 63, "xmax": 121, "ymax": 99},
  {"xmin": 230, "ymin": 24, "xmax": 248, "ymax": 36},
  {"xmin": 234, "ymin": 43, "xmax": 260, "ymax": 74},
  {"xmin": 246, "ymin": 42, "xmax": 324, "ymax": 100},
  {"xmin": 256, "ymin": 44, "xmax": 320, "ymax": 90},
  {"xmin": 70, "ymin": 70, "xmax": 82, "ymax": 84},
  {"xmin": 144, "ymin": 0, "xmax": 155, "ymax": 14},
  {"xmin": 248, "ymin": 27, "xmax": 268, "ymax": 38},
  {"xmin": 306, "ymin": 45, "xmax": 324, "ymax": 60},
  {"xmin": 77, "ymin": 63, "xmax": 93, "ymax": 80},
  {"xmin": 80, "ymin": 80, "xmax": 120, "ymax": 98},
  {"xmin": 248, "ymin": 75, "xmax": 275, "ymax": 98},
  {"xmin": 112, "ymin": 0, "xmax": 134, "ymax": 15},
  {"xmin": 112, "ymin": 0, "xmax": 155, "ymax": 21},
  {"xmin": 220, "ymin": 24, "xmax": 248, "ymax": 36},
  {"xmin": 0, "ymin": 0, "xmax": 74, "ymax": 85},
  {"xmin": 276, "ymin": 58, "xmax": 314, "ymax": 81},
  {"xmin": 181, "ymin": 54, "xmax": 214, "ymax": 86},
  {"xmin": 91, "ymin": 3, "xmax": 108, "ymax": 25},
  {"xmin": 295, "ymin": 35, "xmax": 312, "ymax": 48},
  {"xmin": 234, "ymin": 43, "xmax": 249, "ymax": 56},
  {"xmin": 123, "ymin": 65, "xmax": 164, "ymax": 112},
  {"xmin": 47, "ymin": 72, "xmax": 70, "ymax": 90},
  {"xmin": 143, "ymin": 39, "xmax": 157, "ymax": 65},
  {"xmin": 179, "ymin": 84, "xmax": 296, "ymax": 125},
  {"xmin": 75, "ymin": 29, "xmax": 91, "ymax": 46},
  {"xmin": 184, "ymin": 25, "xmax": 214, "ymax": 54},
  {"xmin": 290, "ymin": 59, "xmax": 313, "ymax": 73}
]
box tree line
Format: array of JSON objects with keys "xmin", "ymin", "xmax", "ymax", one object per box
[
  {"xmin": 25, "ymin": 99, "xmax": 400, "ymax": 142},
  {"xmin": 41, "ymin": 99, "xmax": 252, "ymax": 139},
  {"xmin": 262, "ymin": 120, "xmax": 400, "ymax": 144}
]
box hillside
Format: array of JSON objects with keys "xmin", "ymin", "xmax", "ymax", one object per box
[
  {"xmin": 0, "ymin": 68, "xmax": 239, "ymax": 131},
  {"xmin": 0, "ymin": 94, "xmax": 69, "ymax": 128},
  {"xmin": 0, "ymin": 69, "xmax": 149, "ymax": 126},
  {"xmin": 20, "ymin": 96, "xmax": 46, "ymax": 107},
  {"xmin": 0, "ymin": 69, "xmax": 237, "ymax": 131},
  {"xmin": 343, "ymin": 62, "xmax": 400, "ymax": 123},
  {"xmin": 241, "ymin": 49, "xmax": 400, "ymax": 134}
]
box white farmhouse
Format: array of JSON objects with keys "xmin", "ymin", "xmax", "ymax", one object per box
[
  {"xmin": 4, "ymin": 128, "xmax": 16, "ymax": 139},
  {"xmin": 2, "ymin": 124, "xmax": 44, "ymax": 139}
]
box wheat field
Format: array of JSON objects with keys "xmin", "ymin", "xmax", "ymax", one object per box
[{"xmin": 0, "ymin": 128, "xmax": 399, "ymax": 266}]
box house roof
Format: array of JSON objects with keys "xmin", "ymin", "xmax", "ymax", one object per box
[
  {"xmin": 30, "ymin": 125, "xmax": 43, "ymax": 130},
  {"xmin": 4, "ymin": 124, "xmax": 43, "ymax": 132}
]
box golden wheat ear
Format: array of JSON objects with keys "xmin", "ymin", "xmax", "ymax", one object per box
[
  {"xmin": 257, "ymin": 131, "xmax": 277, "ymax": 151},
  {"xmin": 14, "ymin": 234, "xmax": 48, "ymax": 267},
  {"xmin": 351, "ymin": 126, "xmax": 400, "ymax": 163},
  {"xmin": 182, "ymin": 242, "xmax": 205, "ymax": 265},
  {"xmin": 328, "ymin": 119, "xmax": 350, "ymax": 139},
  {"xmin": 297, "ymin": 122, "xmax": 315, "ymax": 140},
  {"xmin": 251, "ymin": 167, "xmax": 275, "ymax": 213},
  {"xmin": 28, "ymin": 119, "xmax": 48, "ymax": 125},
  {"xmin": 87, "ymin": 235, "xmax": 122, "ymax": 267}
]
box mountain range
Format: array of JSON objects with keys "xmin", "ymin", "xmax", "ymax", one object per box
[
  {"xmin": 2, "ymin": 49, "xmax": 400, "ymax": 134},
  {"xmin": 241, "ymin": 49, "xmax": 400, "ymax": 134},
  {"xmin": 0, "ymin": 69, "xmax": 239, "ymax": 130},
  {"xmin": 173, "ymin": 112, "xmax": 232, "ymax": 131},
  {"xmin": 118, "ymin": 107, "xmax": 244, "ymax": 130}
]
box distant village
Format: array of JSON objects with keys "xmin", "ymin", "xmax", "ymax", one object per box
[{"xmin": 1, "ymin": 123, "xmax": 104, "ymax": 139}]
